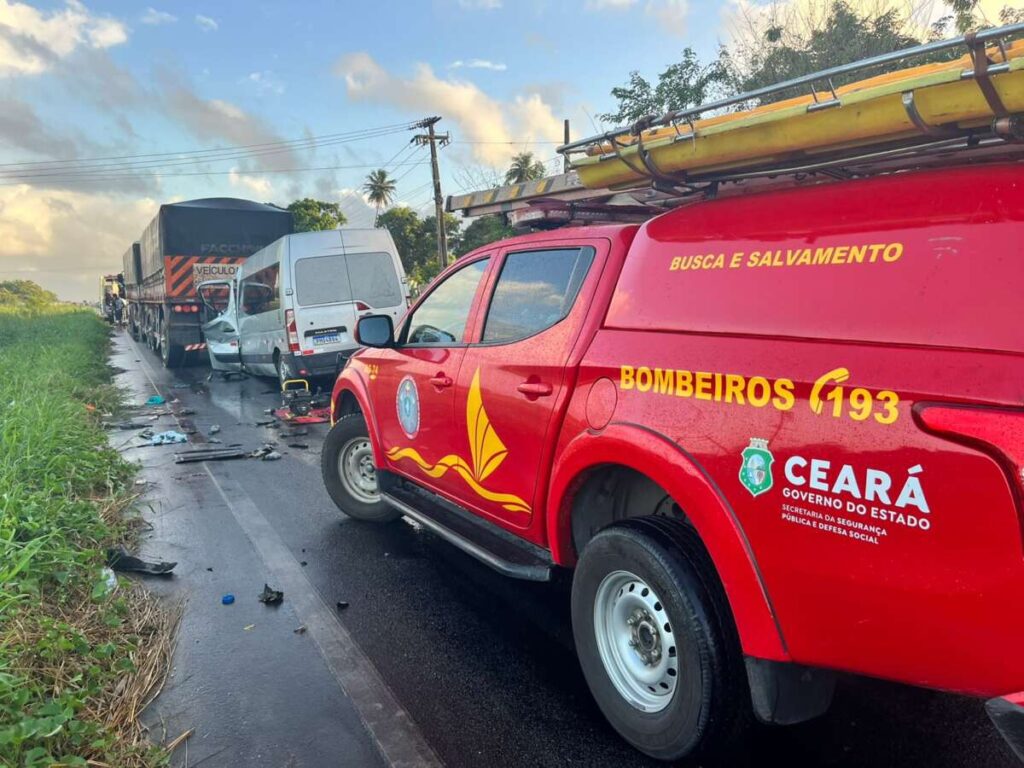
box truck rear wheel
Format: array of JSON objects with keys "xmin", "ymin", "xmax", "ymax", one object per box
[
  {"xmin": 321, "ymin": 414, "xmax": 400, "ymax": 523},
  {"xmin": 160, "ymin": 319, "xmax": 184, "ymax": 368},
  {"xmin": 571, "ymin": 518, "xmax": 748, "ymax": 762}
]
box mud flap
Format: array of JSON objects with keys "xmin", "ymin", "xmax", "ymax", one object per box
[{"xmin": 745, "ymin": 657, "xmax": 837, "ymax": 726}]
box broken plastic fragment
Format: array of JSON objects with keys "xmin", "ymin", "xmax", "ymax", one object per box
[
  {"xmin": 107, "ymin": 547, "xmax": 177, "ymax": 575},
  {"xmin": 258, "ymin": 584, "xmax": 284, "ymax": 604}
]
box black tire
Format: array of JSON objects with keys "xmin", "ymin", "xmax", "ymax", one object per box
[
  {"xmin": 571, "ymin": 517, "xmax": 749, "ymax": 763},
  {"xmin": 275, "ymin": 352, "xmax": 289, "ymax": 391},
  {"xmin": 321, "ymin": 413, "xmax": 400, "ymax": 523},
  {"xmin": 160, "ymin": 319, "xmax": 184, "ymax": 368}
]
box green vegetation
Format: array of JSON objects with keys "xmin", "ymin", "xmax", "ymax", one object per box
[
  {"xmin": 363, "ymin": 169, "xmax": 398, "ymax": 226},
  {"xmin": 602, "ymin": 0, "xmax": 1024, "ymax": 120},
  {"xmin": 0, "ymin": 292, "xmax": 172, "ymax": 768},
  {"xmin": 287, "ymin": 198, "xmax": 347, "ymax": 232},
  {"xmin": 0, "ymin": 281, "xmax": 59, "ymax": 309}
]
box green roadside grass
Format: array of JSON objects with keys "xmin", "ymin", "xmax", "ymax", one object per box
[{"xmin": 0, "ymin": 306, "xmax": 173, "ymax": 768}]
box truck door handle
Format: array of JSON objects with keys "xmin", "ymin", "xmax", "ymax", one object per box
[
  {"xmin": 517, "ymin": 381, "xmax": 553, "ymax": 398},
  {"xmin": 429, "ymin": 373, "xmax": 453, "ymax": 389}
]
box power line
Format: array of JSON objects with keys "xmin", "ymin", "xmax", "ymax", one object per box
[
  {"xmin": 0, "ymin": 125, "xmax": 416, "ymax": 181},
  {"xmin": 0, "ymin": 160, "xmax": 429, "ymax": 187},
  {"xmin": 0, "ymin": 121, "xmax": 420, "ymax": 171}
]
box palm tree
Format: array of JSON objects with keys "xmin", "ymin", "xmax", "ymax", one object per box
[
  {"xmin": 363, "ymin": 169, "xmax": 397, "ymax": 226},
  {"xmin": 504, "ymin": 152, "xmax": 547, "ymax": 185}
]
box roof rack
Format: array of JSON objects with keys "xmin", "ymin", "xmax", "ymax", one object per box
[
  {"xmin": 448, "ymin": 23, "xmax": 1024, "ymax": 225},
  {"xmin": 558, "ymin": 22, "xmax": 1024, "ymax": 191}
]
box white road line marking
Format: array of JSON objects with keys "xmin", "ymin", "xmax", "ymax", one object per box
[{"xmin": 123, "ymin": 334, "xmax": 443, "ymax": 768}]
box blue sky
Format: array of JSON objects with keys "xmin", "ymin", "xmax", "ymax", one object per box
[{"xmin": 0, "ymin": 0, "xmax": 989, "ymax": 298}]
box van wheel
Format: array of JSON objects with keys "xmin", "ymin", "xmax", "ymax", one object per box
[
  {"xmin": 275, "ymin": 353, "xmax": 289, "ymax": 391},
  {"xmin": 321, "ymin": 414, "xmax": 400, "ymax": 523},
  {"xmin": 571, "ymin": 518, "xmax": 748, "ymax": 762}
]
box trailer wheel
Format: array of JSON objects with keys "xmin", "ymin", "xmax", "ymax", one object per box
[
  {"xmin": 321, "ymin": 414, "xmax": 400, "ymax": 523},
  {"xmin": 571, "ymin": 518, "xmax": 748, "ymax": 762},
  {"xmin": 159, "ymin": 319, "xmax": 184, "ymax": 368}
]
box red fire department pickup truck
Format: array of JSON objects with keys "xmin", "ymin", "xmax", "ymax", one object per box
[{"xmin": 320, "ymin": 160, "xmax": 1024, "ymax": 761}]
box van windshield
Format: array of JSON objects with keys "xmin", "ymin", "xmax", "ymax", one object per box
[{"xmin": 294, "ymin": 252, "xmax": 402, "ymax": 309}]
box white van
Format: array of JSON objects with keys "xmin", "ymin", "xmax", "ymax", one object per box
[{"xmin": 197, "ymin": 229, "xmax": 407, "ymax": 385}]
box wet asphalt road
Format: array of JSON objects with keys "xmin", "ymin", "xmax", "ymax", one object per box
[{"xmin": 113, "ymin": 332, "xmax": 1015, "ymax": 768}]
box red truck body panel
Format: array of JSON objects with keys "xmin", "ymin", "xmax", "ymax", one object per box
[{"xmin": 335, "ymin": 161, "xmax": 1024, "ymax": 697}]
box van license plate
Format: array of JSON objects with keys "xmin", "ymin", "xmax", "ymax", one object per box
[{"xmin": 313, "ymin": 333, "xmax": 340, "ymax": 346}]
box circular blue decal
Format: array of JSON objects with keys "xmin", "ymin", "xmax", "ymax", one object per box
[{"xmin": 396, "ymin": 376, "xmax": 420, "ymax": 439}]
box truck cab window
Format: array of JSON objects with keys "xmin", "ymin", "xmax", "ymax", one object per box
[
  {"xmin": 482, "ymin": 247, "xmax": 594, "ymax": 343},
  {"xmin": 405, "ymin": 258, "xmax": 489, "ymax": 345}
]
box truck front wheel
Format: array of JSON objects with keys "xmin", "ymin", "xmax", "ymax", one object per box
[
  {"xmin": 571, "ymin": 518, "xmax": 748, "ymax": 762},
  {"xmin": 321, "ymin": 414, "xmax": 400, "ymax": 523}
]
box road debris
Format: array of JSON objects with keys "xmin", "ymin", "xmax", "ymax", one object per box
[
  {"xmin": 107, "ymin": 546, "xmax": 177, "ymax": 575},
  {"xmin": 222, "ymin": 594, "xmax": 235, "ymax": 605},
  {"xmin": 244, "ymin": 624, "xmax": 255, "ymax": 631},
  {"xmin": 336, "ymin": 601, "xmax": 349, "ymax": 611},
  {"xmin": 145, "ymin": 395, "xmax": 165, "ymax": 406},
  {"xmin": 150, "ymin": 430, "xmax": 188, "ymax": 445},
  {"xmin": 177, "ymin": 408, "xmax": 197, "ymax": 416},
  {"xmin": 174, "ymin": 447, "xmax": 248, "ymax": 464},
  {"xmin": 262, "ymin": 451, "xmax": 283, "ymax": 461},
  {"xmin": 287, "ymin": 443, "xmax": 309, "ymax": 450},
  {"xmin": 294, "ymin": 625, "xmax": 307, "ymax": 635},
  {"xmin": 258, "ymin": 584, "xmax": 284, "ymax": 605},
  {"xmin": 209, "ymin": 424, "xmax": 221, "ymax": 435}
]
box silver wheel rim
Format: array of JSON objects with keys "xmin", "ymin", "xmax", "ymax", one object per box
[
  {"xmin": 593, "ymin": 570, "xmax": 679, "ymax": 712},
  {"xmin": 338, "ymin": 437, "xmax": 379, "ymax": 504}
]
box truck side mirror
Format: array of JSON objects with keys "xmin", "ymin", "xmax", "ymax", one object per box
[{"xmin": 356, "ymin": 315, "xmax": 394, "ymax": 348}]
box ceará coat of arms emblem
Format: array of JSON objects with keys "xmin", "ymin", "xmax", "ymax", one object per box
[{"xmin": 739, "ymin": 438, "xmax": 774, "ymax": 497}]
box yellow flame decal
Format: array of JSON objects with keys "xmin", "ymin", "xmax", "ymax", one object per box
[{"xmin": 386, "ymin": 368, "xmax": 531, "ymax": 516}]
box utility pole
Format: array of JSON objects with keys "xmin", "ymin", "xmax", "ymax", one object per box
[
  {"xmin": 413, "ymin": 116, "xmax": 451, "ymax": 269},
  {"xmin": 563, "ymin": 119, "xmax": 571, "ymax": 174}
]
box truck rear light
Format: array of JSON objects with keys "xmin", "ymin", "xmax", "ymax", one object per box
[
  {"xmin": 285, "ymin": 309, "xmax": 300, "ymax": 353},
  {"xmin": 355, "ymin": 301, "xmax": 370, "ymax": 312},
  {"xmin": 917, "ymin": 404, "xmax": 1024, "ymax": 490}
]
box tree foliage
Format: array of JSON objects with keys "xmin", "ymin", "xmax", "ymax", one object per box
[
  {"xmin": 504, "ymin": 152, "xmax": 548, "ymax": 184},
  {"xmin": 0, "ymin": 280, "xmax": 58, "ymax": 308},
  {"xmin": 459, "ymin": 216, "xmax": 514, "ymax": 256},
  {"xmin": 602, "ymin": 1, "xmax": 1023, "ymax": 116},
  {"xmin": 600, "ymin": 47, "xmax": 732, "ymax": 124},
  {"xmin": 286, "ymin": 198, "xmax": 347, "ymax": 232},
  {"xmin": 376, "ymin": 206, "xmax": 463, "ymax": 291}
]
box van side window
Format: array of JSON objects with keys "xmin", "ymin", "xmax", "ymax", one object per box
[
  {"xmin": 405, "ymin": 258, "xmax": 489, "ymax": 346},
  {"xmin": 240, "ymin": 263, "xmax": 280, "ymax": 315},
  {"xmin": 482, "ymin": 247, "xmax": 594, "ymax": 343}
]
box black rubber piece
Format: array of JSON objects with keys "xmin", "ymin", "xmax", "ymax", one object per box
[
  {"xmin": 320, "ymin": 413, "xmax": 400, "ymax": 523},
  {"xmin": 571, "ymin": 517, "xmax": 749, "ymax": 763}
]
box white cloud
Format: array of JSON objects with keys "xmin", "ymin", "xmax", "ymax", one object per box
[
  {"xmin": 141, "ymin": 7, "xmax": 176, "ymax": 25},
  {"xmin": 585, "ymin": 0, "xmax": 689, "ymax": 32},
  {"xmin": 335, "ymin": 53, "xmax": 562, "ymax": 167},
  {"xmin": 449, "ymin": 58, "xmax": 507, "ymax": 71},
  {"xmin": 194, "ymin": 14, "xmax": 218, "ymax": 32},
  {"xmin": 646, "ymin": 0, "xmax": 688, "ymax": 31},
  {"xmin": 0, "ymin": 0, "xmax": 128, "ymax": 77},
  {"xmin": 457, "ymin": 0, "xmax": 501, "ymax": 8},
  {"xmin": 160, "ymin": 74, "xmax": 298, "ymax": 171},
  {"xmin": 243, "ymin": 70, "xmax": 286, "ymax": 95},
  {"xmin": 0, "ymin": 184, "xmax": 157, "ymax": 300},
  {"xmin": 228, "ymin": 168, "xmax": 273, "ymax": 196}
]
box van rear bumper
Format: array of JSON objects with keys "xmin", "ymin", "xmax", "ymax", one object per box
[
  {"xmin": 987, "ymin": 694, "xmax": 1024, "ymax": 762},
  {"xmin": 288, "ymin": 349, "xmax": 354, "ymax": 379}
]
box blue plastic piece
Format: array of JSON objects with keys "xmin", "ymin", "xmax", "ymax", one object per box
[{"xmin": 221, "ymin": 594, "xmax": 235, "ymax": 605}]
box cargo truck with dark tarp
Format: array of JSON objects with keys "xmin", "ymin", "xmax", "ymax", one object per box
[{"xmin": 123, "ymin": 197, "xmax": 293, "ymax": 367}]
